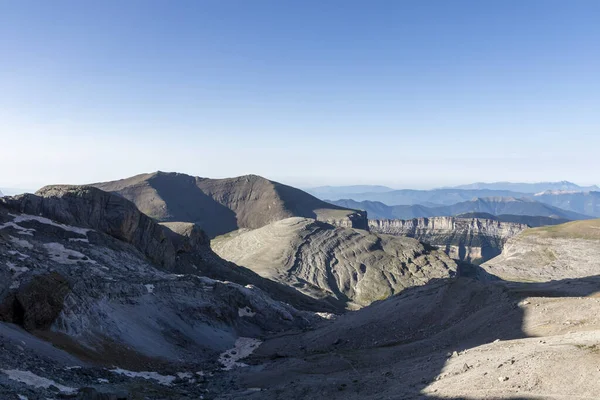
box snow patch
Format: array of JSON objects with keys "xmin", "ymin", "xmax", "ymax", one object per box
[
  {"xmin": 0, "ymin": 222, "xmax": 35, "ymax": 236},
  {"xmin": 43, "ymin": 242, "xmax": 95, "ymax": 265},
  {"xmin": 9, "ymin": 236, "xmax": 33, "ymax": 249},
  {"xmin": 69, "ymin": 238, "xmax": 89, "ymax": 243},
  {"xmin": 219, "ymin": 337, "xmax": 262, "ymax": 370},
  {"xmin": 144, "ymin": 284, "xmax": 155, "ymax": 294},
  {"xmin": 316, "ymin": 312, "xmax": 337, "ymax": 320},
  {"xmin": 10, "ymin": 214, "xmax": 90, "ymax": 236},
  {"xmin": 18, "ymin": 395, "xmax": 28, "ymax": 400},
  {"xmin": 97, "ymin": 378, "xmax": 109, "ymax": 383},
  {"xmin": 110, "ymin": 368, "xmax": 176, "ymax": 385},
  {"xmin": 8, "ymin": 250, "xmax": 29, "ymax": 259},
  {"xmin": 238, "ymin": 307, "xmax": 256, "ymax": 317},
  {"xmin": 1, "ymin": 369, "xmax": 76, "ymax": 394}
]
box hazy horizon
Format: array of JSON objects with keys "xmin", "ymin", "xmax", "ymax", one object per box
[
  {"xmin": 2, "ymin": 1, "xmax": 599, "ymax": 189},
  {"xmin": 1, "ymin": 171, "xmax": 598, "ymax": 196}
]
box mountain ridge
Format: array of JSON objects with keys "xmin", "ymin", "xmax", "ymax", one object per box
[
  {"xmin": 93, "ymin": 171, "xmax": 368, "ymax": 237},
  {"xmin": 331, "ymin": 197, "xmax": 592, "ymax": 221}
]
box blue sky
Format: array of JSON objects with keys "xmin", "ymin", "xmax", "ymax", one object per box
[{"xmin": 1, "ymin": 0, "xmax": 599, "ymax": 190}]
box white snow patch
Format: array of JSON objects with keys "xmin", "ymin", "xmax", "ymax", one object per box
[
  {"xmin": 65, "ymin": 366, "xmax": 81, "ymax": 371},
  {"xmin": 316, "ymin": 312, "xmax": 337, "ymax": 320},
  {"xmin": 10, "ymin": 214, "xmax": 90, "ymax": 236},
  {"xmin": 97, "ymin": 378, "xmax": 109, "ymax": 383},
  {"xmin": 43, "ymin": 242, "xmax": 95, "ymax": 265},
  {"xmin": 110, "ymin": 368, "xmax": 176, "ymax": 386},
  {"xmin": 0, "ymin": 221, "xmax": 35, "ymax": 236},
  {"xmin": 1, "ymin": 369, "xmax": 76, "ymax": 394},
  {"xmin": 69, "ymin": 238, "xmax": 89, "ymax": 243},
  {"xmin": 9, "ymin": 236, "xmax": 33, "ymax": 249},
  {"xmin": 7, "ymin": 261, "xmax": 29, "ymax": 274},
  {"xmin": 176, "ymin": 372, "xmax": 193, "ymax": 380},
  {"xmin": 8, "ymin": 250, "xmax": 29, "ymax": 259},
  {"xmin": 18, "ymin": 395, "xmax": 28, "ymax": 400},
  {"xmin": 218, "ymin": 337, "xmax": 262, "ymax": 370},
  {"xmin": 144, "ymin": 284, "xmax": 155, "ymax": 294},
  {"xmin": 6, "ymin": 261, "xmax": 29, "ymax": 288},
  {"xmin": 238, "ymin": 307, "xmax": 256, "ymax": 317}
]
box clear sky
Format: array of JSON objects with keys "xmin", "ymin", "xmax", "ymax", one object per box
[{"xmin": 1, "ymin": 0, "xmax": 599, "ymax": 190}]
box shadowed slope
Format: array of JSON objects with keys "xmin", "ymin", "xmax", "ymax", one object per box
[{"xmin": 94, "ymin": 172, "xmax": 367, "ymax": 237}]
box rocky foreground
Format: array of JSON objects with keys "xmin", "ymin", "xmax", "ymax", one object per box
[{"xmin": 0, "ymin": 186, "xmax": 331, "ymax": 399}]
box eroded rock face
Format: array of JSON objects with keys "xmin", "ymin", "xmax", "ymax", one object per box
[
  {"xmin": 0, "ymin": 272, "xmax": 70, "ymax": 330},
  {"xmin": 0, "ymin": 186, "xmax": 335, "ymax": 314},
  {"xmin": 212, "ymin": 217, "xmax": 457, "ymax": 309},
  {"xmin": 0, "ymin": 195, "xmax": 321, "ymax": 365},
  {"xmin": 369, "ymin": 217, "xmax": 527, "ymax": 264},
  {"xmin": 1, "ymin": 186, "xmax": 177, "ymax": 269}
]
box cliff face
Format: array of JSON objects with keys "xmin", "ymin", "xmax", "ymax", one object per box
[{"xmin": 369, "ymin": 217, "xmax": 527, "ymax": 264}]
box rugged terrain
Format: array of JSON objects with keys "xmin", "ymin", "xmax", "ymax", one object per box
[
  {"xmin": 93, "ymin": 172, "xmax": 368, "ymax": 237},
  {"xmin": 2, "ymin": 180, "xmax": 600, "ymax": 400},
  {"xmin": 369, "ymin": 216, "xmax": 527, "ymax": 263},
  {"xmin": 0, "ymin": 186, "xmax": 340, "ymax": 398},
  {"xmin": 482, "ymin": 219, "xmax": 600, "ymax": 282},
  {"xmin": 217, "ymin": 275, "xmax": 600, "ymax": 400},
  {"xmin": 212, "ymin": 217, "xmax": 457, "ymax": 309}
]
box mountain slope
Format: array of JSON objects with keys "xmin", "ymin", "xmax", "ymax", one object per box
[
  {"xmin": 331, "ymin": 197, "xmax": 592, "ymax": 221},
  {"xmin": 0, "ymin": 186, "xmax": 332, "ymax": 398},
  {"xmin": 93, "ymin": 172, "xmax": 367, "ymax": 237},
  {"xmin": 212, "ymin": 217, "xmax": 457, "ymax": 309}
]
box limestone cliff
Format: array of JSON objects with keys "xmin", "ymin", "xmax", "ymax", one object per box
[{"xmin": 369, "ymin": 216, "xmax": 527, "ymax": 264}]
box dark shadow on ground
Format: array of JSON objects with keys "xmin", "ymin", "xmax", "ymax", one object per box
[
  {"xmin": 220, "ymin": 272, "xmax": 600, "ymax": 400},
  {"xmin": 148, "ymin": 173, "xmax": 239, "ymax": 237}
]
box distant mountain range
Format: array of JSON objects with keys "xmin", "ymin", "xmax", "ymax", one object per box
[
  {"xmin": 323, "ymin": 188, "xmax": 526, "ymax": 206},
  {"xmin": 445, "ymin": 181, "xmax": 600, "ymax": 193},
  {"xmin": 330, "ymin": 197, "xmax": 591, "ymax": 222},
  {"xmin": 307, "ymin": 181, "xmax": 599, "ymax": 203}
]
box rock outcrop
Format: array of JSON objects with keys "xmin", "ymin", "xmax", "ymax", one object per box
[
  {"xmin": 369, "ymin": 216, "xmax": 527, "ymax": 263},
  {"xmin": 0, "ymin": 187, "xmax": 330, "ymax": 379},
  {"xmin": 482, "ymin": 219, "xmax": 600, "ymax": 281},
  {"xmin": 0, "ymin": 186, "xmax": 337, "ymax": 314},
  {"xmin": 212, "ymin": 217, "xmax": 457, "ymax": 309},
  {"xmin": 93, "ymin": 172, "xmax": 368, "ymax": 237}
]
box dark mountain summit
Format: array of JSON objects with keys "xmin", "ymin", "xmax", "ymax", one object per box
[{"xmin": 93, "ymin": 172, "xmax": 367, "ymax": 237}]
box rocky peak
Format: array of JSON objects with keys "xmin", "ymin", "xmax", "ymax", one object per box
[{"xmin": 1, "ymin": 185, "xmax": 182, "ymax": 269}]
